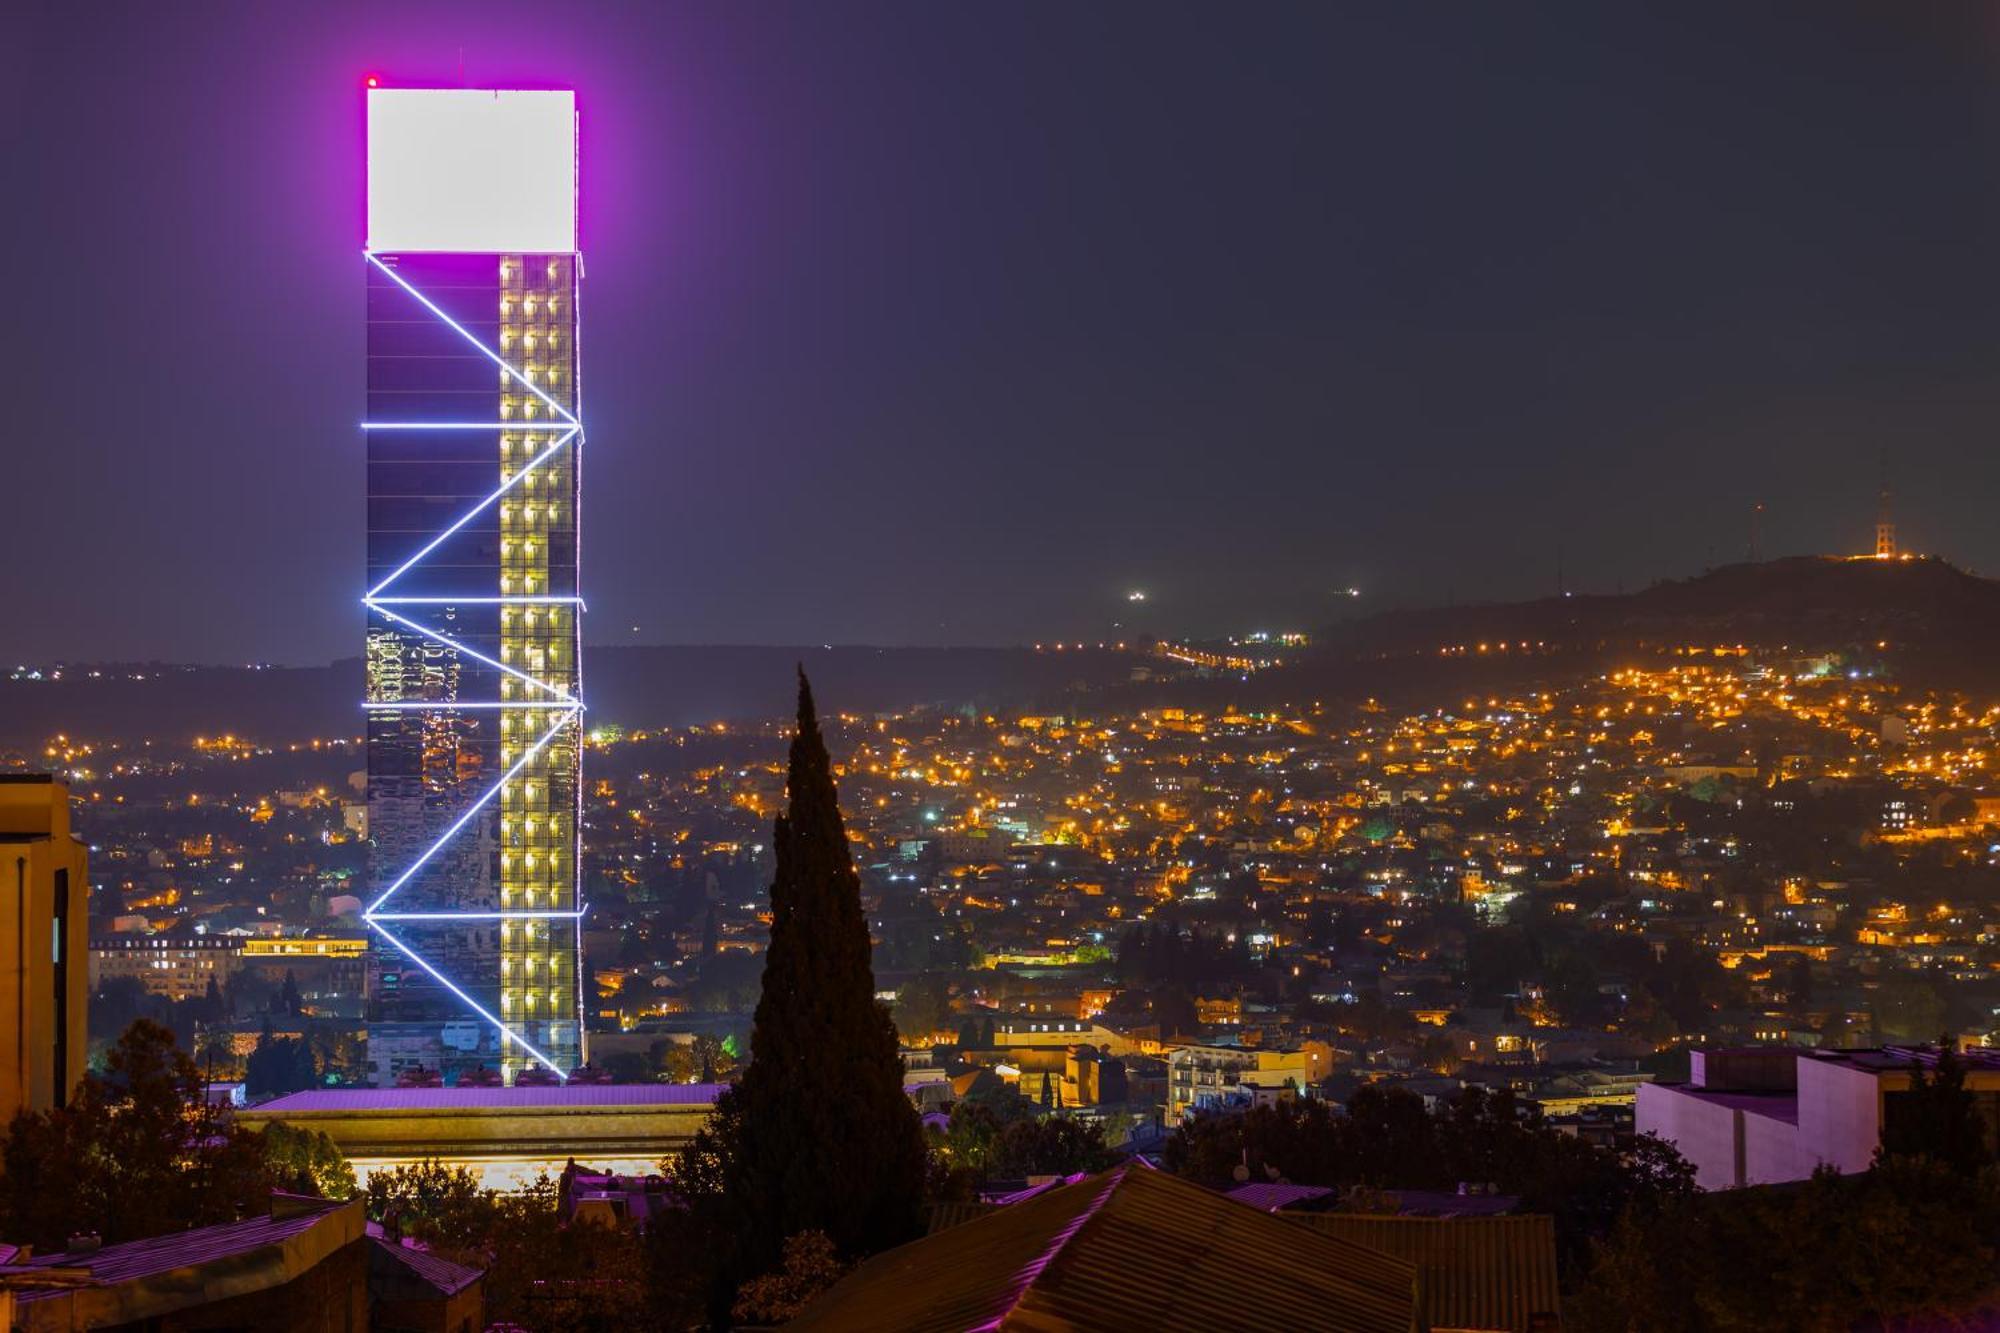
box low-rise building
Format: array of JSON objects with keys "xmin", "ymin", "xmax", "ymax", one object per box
[
  {"xmin": 1167, "ymin": 1042, "xmax": 1332, "ymax": 1118},
  {"xmin": 237, "ymin": 1083, "xmax": 722, "ymax": 1190},
  {"xmin": 90, "ymin": 935, "xmax": 243, "ymax": 1000},
  {"xmin": 1637, "ymin": 1044, "xmax": 2000, "ymax": 1190}
]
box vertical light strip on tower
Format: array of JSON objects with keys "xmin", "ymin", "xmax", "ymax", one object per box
[{"xmin": 361, "ymin": 85, "xmax": 585, "ymax": 1085}]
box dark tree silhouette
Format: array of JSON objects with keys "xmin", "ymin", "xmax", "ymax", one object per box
[
  {"xmin": 677, "ymin": 671, "xmax": 926, "ymax": 1322},
  {"xmin": 0, "ymin": 1020, "xmax": 280, "ymax": 1247},
  {"xmin": 1878, "ymin": 1037, "xmax": 1990, "ymax": 1173}
]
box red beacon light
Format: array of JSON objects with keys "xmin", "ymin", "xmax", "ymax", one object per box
[{"xmin": 366, "ymin": 75, "xmax": 380, "ymax": 88}]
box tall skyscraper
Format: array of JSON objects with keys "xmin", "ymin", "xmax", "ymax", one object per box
[
  {"xmin": 0, "ymin": 775, "xmax": 87, "ymax": 1119},
  {"xmin": 362, "ymin": 86, "xmax": 585, "ymax": 1085}
]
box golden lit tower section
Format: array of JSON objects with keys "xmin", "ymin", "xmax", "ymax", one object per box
[
  {"xmin": 363, "ymin": 86, "xmax": 585, "ymax": 1085},
  {"xmin": 497, "ymin": 253, "xmax": 581, "ymax": 1080}
]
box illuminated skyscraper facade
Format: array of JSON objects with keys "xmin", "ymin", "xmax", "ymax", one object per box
[{"xmin": 362, "ymin": 87, "xmax": 584, "ymax": 1085}]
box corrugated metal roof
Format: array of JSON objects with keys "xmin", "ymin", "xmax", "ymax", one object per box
[
  {"xmin": 369, "ymin": 1236, "xmax": 483, "ymax": 1296},
  {"xmin": 249, "ymin": 1082, "xmax": 724, "ymax": 1112},
  {"xmin": 927, "ymin": 1200, "xmax": 998, "ymax": 1234},
  {"xmin": 793, "ymin": 1165, "xmax": 1418, "ymax": 1332},
  {"xmin": 1289, "ymin": 1213, "xmax": 1560, "ymax": 1333},
  {"xmin": 988, "ymin": 1175, "xmax": 1087, "ymax": 1206},
  {"xmin": 13, "ymin": 1199, "xmax": 357, "ymax": 1298},
  {"xmin": 1225, "ymin": 1182, "xmax": 1336, "ymax": 1212}
]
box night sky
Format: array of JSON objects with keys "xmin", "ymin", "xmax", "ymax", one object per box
[{"xmin": 9, "ymin": 3, "xmax": 1999, "ymax": 665}]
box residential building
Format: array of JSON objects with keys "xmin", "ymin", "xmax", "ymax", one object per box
[
  {"xmin": 1167, "ymin": 1042, "xmax": 1332, "ymax": 1118},
  {"xmin": 90, "ymin": 935, "xmax": 242, "ymax": 1000},
  {"xmin": 1637, "ymin": 1045, "xmax": 2000, "ymax": 1190}
]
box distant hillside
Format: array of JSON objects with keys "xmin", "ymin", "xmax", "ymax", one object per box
[
  {"xmin": 1069, "ymin": 557, "xmax": 2000, "ymax": 718},
  {"xmin": 0, "ymin": 645, "xmax": 1135, "ymax": 749},
  {"xmin": 9, "ymin": 557, "xmax": 2000, "ymax": 750},
  {"xmin": 1305, "ymin": 555, "xmax": 2000, "ymax": 688}
]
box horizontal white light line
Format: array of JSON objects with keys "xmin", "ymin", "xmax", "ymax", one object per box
[
  {"xmin": 363, "ymin": 422, "xmax": 576, "ymax": 431},
  {"xmin": 364, "ymin": 426, "xmax": 578, "ymax": 599},
  {"xmin": 366, "ymin": 920, "xmax": 566, "ymax": 1080},
  {"xmin": 368, "ymin": 603, "xmax": 578, "ymax": 704},
  {"xmin": 365, "ymin": 910, "xmax": 587, "ymax": 921},
  {"xmin": 368, "ymin": 596, "xmax": 584, "ymax": 605},
  {"xmin": 364, "ymin": 701, "xmax": 581, "ymax": 711},
  {"xmin": 364, "ymin": 706, "xmax": 580, "ymax": 915},
  {"xmin": 364, "ymin": 251, "xmax": 580, "ymax": 428}
]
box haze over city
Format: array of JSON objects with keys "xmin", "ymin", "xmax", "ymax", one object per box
[{"xmin": 11, "ymin": 3, "xmax": 2000, "ymax": 664}]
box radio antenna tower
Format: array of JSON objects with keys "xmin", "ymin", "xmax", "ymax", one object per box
[{"xmin": 1874, "ymin": 454, "xmax": 1897, "ymax": 559}]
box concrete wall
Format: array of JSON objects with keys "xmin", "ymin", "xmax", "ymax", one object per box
[
  {"xmin": 1644, "ymin": 1054, "xmax": 1902, "ymax": 1189},
  {"xmin": 1637, "ymin": 1083, "xmax": 1743, "ymax": 1190},
  {"xmin": 1741, "ymin": 1108, "xmax": 1818, "ymax": 1186},
  {"xmin": 1794, "ymin": 1056, "xmax": 1886, "ymax": 1175}
]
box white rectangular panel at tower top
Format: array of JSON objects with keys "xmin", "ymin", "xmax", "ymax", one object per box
[{"xmin": 367, "ymin": 88, "xmax": 577, "ymax": 253}]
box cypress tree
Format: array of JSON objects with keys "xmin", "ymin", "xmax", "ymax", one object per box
[{"xmin": 682, "ymin": 670, "xmax": 926, "ymax": 1316}]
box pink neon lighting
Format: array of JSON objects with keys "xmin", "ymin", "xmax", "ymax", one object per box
[
  {"xmin": 367, "ymin": 88, "xmax": 577, "ymax": 253},
  {"xmin": 970, "ymin": 1171, "xmax": 1122, "ymax": 1331},
  {"xmin": 365, "ymin": 253, "xmax": 579, "ymax": 425}
]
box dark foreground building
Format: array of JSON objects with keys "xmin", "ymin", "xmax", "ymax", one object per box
[
  {"xmin": 0, "ymin": 1195, "xmax": 365, "ymax": 1332},
  {"xmin": 0, "ymin": 1194, "xmax": 485, "ymax": 1333},
  {"xmin": 796, "ymin": 1164, "xmax": 1560, "ymax": 1332}
]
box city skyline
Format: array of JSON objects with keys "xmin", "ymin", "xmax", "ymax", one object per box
[
  {"xmin": 12, "ymin": 8, "xmax": 2000, "ymax": 1327},
  {"xmin": 9, "ymin": 2, "xmax": 2000, "ymax": 665}
]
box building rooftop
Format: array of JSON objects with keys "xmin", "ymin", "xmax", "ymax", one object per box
[
  {"xmin": 1286, "ymin": 1211, "xmax": 1562, "ymax": 1333},
  {"xmin": 1809, "ymin": 1044, "xmax": 2000, "ymax": 1073},
  {"xmin": 3, "ymin": 1196, "xmax": 361, "ymax": 1314},
  {"xmin": 252, "ymin": 1082, "xmax": 725, "ymax": 1113},
  {"xmin": 791, "ymin": 1163, "xmax": 1417, "ymax": 1333},
  {"xmin": 1223, "ymin": 1181, "xmax": 1335, "ymax": 1212},
  {"xmin": 1670, "ymin": 1087, "xmax": 1802, "ymax": 1125},
  {"xmin": 366, "ymin": 1231, "xmax": 483, "ymax": 1298}
]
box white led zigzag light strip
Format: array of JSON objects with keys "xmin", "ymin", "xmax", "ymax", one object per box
[{"xmin": 361, "ymin": 250, "xmax": 582, "ymax": 1080}]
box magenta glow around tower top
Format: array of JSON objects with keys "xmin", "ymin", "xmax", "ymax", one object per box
[{"xmin": 366, "ymin": 87, "xmax": 578, "ymax": 253}]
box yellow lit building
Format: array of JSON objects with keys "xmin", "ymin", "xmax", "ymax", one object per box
[
  {"xmin": 237, "ymin": 1084, "xmax": 717, "ymax": 1190},
  {"xmin": 0, "ymin": 776, "xmax": 88, "ymax": 1117},
  {"xmin": 497, "ymin": 252, "xmax": 582, "ymax": 1082}
]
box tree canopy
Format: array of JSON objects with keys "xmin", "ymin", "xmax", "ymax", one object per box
[
  {"xmin": 0, "ymin": 1020, "xmax": 337, "ymax": 1248},
  {"xmin": 673, "ymin": 671, "xmax": 927, "ymax": 1324}
]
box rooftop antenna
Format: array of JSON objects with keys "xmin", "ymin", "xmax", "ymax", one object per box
[
  {"xmin": 457, "ymin": 46, "xmax": 466, "ymax": 87},
  {"xmin": 1874, "ymin": 453, "xmax": 1897, "ymax": 559}
]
